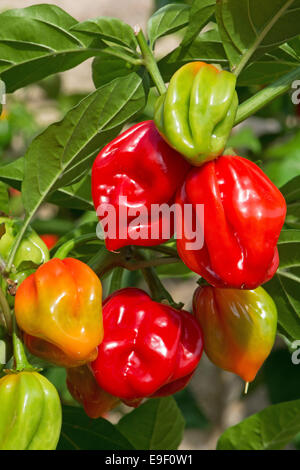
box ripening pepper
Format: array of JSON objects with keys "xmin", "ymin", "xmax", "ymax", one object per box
[
  {"xmin": 193, "ymin": 286, "xmax": 277, "ymax": 382},
  {"xmin": 15, "ymin": 258, "xmax": 103, "ymax": 366},
  {"xmin": 91, "ymin": 288, "xmax": 203, "ymax": 400},
  {"xmin": 176, "ymin": 155, "xmax": 287, "ymax": 289},
  {"xmin": 23, "ymin": 334, "xmax": 98, "ymax": 368},
  {"xmin": 154, "ymin": 62, "xmax": 238, "ymax": 166},
  {"xmin": 66, "ymin": 366, "xmax": 120, "ymax": 419},
  {"xmin": 91, "ymin": 120, "xmax": 190, "ymax": 252},
  {"xmin": 0, "ymin": 371, "xmax": 62, "ymax": 450},
  {"xmin": 0, "ymin": 217, "xmax": 49, "ymax": 269}
]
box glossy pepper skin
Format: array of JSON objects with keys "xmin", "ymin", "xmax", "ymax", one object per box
[
  {"xmin": 15, "ymin": 258, "xmax": 103, "ymax": 365},
  {"xmin": 193, "ymin": 286, "xmax": 277, "ymax": 382},
  {"xmin": 91, "ymin": 121, "xmax": 190, "ymax": 251},
  {"xmin": 0, "ymin": 372, "xmax": 62, "ymax": 450},
  {"xmin": 0, "ymin": 217, "xmax": 49, "ymax": 269},
  {"xmin": 91, "ymin": 288, "xmax": 203, "ymax": 400},
  {"xmin": 66, "ymin": 366, "xmax": 120, "ymax": 419},
  {"xmin": 176, "ymin": 155, "xmax": 287, "ymax": 289},
  {"xmin": 154, "ymin": 62, "xmax": 238, "ymax": 166}
]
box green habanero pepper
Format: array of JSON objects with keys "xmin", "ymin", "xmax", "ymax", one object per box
[
  {"xmin": 154, "ymin": 62, "xmax": 238, "ymax": 166},
  {"xmin": 0, "ymin": 217, "xmax": 49, "ymax": 269},
  {"xmin": 0, "ymin": 371, "xmax": 62, "ymax": 450}
]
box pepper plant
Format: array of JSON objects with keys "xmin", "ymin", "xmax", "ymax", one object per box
[{"xmin": 0, "ymin": 0, "xmax": 300, "ymax": 451}]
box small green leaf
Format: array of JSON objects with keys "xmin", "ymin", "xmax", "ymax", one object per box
[
  {"xmin": 117, "ymin": 397, "xmax": 185, "ymax": 450},
  {"xmin": 58, "ymin": 407, "xmax": 134, "ymax": 450},
  {"xmin": 148, "ymin": 3, "xmax": 191, "ymax": 48},
  {"xmin": 217, "ymin": 399, "xmax": 300, "ymax": 450},
  {"xmin": 181, "ymin": 0, "xmax": 215, "ymax": 46}
]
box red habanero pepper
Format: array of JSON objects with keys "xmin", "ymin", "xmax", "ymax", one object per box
[
  {"xmin": 91, "ymin": 288, "xmax": 203, "ymax": 400},
  {"xmin": 176, "ymin": 155, "xmax": 286, "ymax": 289},
  {"xmin": 91, "ymin": 121, "xmax": 190, "ymax": 252}
]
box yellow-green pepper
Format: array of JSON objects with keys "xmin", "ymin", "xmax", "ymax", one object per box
[{"xmin": 154, "ymin": 62, "xmax": 238, "ymax": 166}]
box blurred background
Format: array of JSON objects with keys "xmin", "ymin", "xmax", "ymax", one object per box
[{"xmin": 1, "ymin": 0, "xmax": 300, "ymax": 450}]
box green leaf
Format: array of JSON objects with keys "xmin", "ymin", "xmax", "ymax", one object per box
[
  {"xmin": 181, "ymin": 0, "xmax": 216, "ymax": 46},
  {"xmin": 148, "ymin": 3, "xmax": 191, "ymax": 48},
  {"xmin": 238, "ymin": 47, "xmax": 300, "ymax": 86},
  {"xmin": 92, "ymin": 53, "xmax": 139, "ymax": 88},
  {"xmin": 0, "ymin": 158, "xmax": 93, "ymax": 211},
  {"xmin": 22, "ymin": 72, "xmax": 148, "ymax": 217},
  {"xmin": 174, "ymin": 388, "xmax": 209, "ymax": 429},
  {"xmin": 264, "ymin": 230, "xmax": 300, "ymax": 341},
  {"xmin": 263, "ymin": 349, "xmax": 300, "ymax": 405},
  {"xmin": 71, "ymin": 17, "xmax": 137, "ymax": 50},
  {"xmin": 58, "ymin": 407, "xmax": 134, "ymax": 450},
  {"xmin": 48, "ymin": 175, "xmax": 93, "ymax": 211},
  {"xmin": 117, "ymin": 397, "xmax": 185, "ymax": 450},
  {"xmin": 227, "ymin": 127, "xmax": 262, "ymax": 154},
  {"xmin": 0, "ymin": 182, "xmax": 9, "ymax": 215},
  {"xmin": 217, "ymin": 399, "xmax": 300, "ymax": 450},
  {"xmin": 0, "ymin": 4, "xmax": 95, "ymax": 92},
  {"xmin": 216, "ymin": 0, "xmax": 300, "ymax": 75},
  {"xmin": 158, "ymin": 28, "xmax": 228, "ymax": 82}
]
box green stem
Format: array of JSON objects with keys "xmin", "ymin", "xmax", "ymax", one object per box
[
  {"xmin": 6, "ymin": 217, "xmax": 31, "ymax": 273},
  {"xmin": 234, "ymin": 66, "xmax": 300, "ymax": 125},
  {"xmin": 135, "ymin": 250, "xmax": 183, "ymax": 309},
  {"xmin": 135, "ymin": 26, "xmax": 167, "ymax": 96},
  {"xmin": 54, "ymin": 233, "xmax": 101, "ymax": 259},
  {"xmin": 88, "ymin": 248, "xmax": 121, "ymax": 279},
  {"xmin": 12, "ymin": 316, "xmax": 35, "ymax": 372},
  {"xmin": 0, "ymin": 285, "xmax": 12, "ymax": 334},
  {"xmin": 108, "ymin": 267, "xmax": 124, "ymax": 295}
]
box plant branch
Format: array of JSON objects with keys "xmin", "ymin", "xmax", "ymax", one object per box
[
  {"xmin": 135, "ymin": 25, "xmax": 167, "ymax": 96},
  {"xmin": 234, "ymin": 66, "xmax": 300, "ymax": 125},
  {"xmin": 0, "ymin": 285, "xmax": 12, "ymax": 334}
]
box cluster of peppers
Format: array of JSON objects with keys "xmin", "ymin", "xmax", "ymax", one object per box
[{"xmin": 0, "ymin": 62, "xmax": 286, "ymax": 449}]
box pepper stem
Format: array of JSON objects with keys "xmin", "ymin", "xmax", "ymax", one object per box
[
  {"xmin": 54, "ymin": 233, "xmax": 102, "ymax": 260},
  {"xmin": 0, "ymin": 284, "xmax": 12, "ymax": 334},
  {"xmin": 135, "ymin": 25, "xmax": 167, "ymax": 96},
  {"xmin": 12, "ymin": 315, "xmax": 36, "ymax": 372},
  {"xmin": 235, "ymin": 66, "xmax": 300, "ymax": 125}
]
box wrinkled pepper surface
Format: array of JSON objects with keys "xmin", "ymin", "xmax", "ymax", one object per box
[
  {"xmin": 92, "ymin": 121, "xmax": 190, "ymax": 251},
  {"xmin": 15, "ymin": 258, "xmax": 103, "ymax": 366},
  {"xmin": 154, "ymin": 62, "xmax": 238, "ymax": 165},
  {"xmin": 176, "ymin": 155, "xmax": 286, "ymax": 289},
  {"xmin": 193, "ymin": 286, "xmax": 277, "ymax": 382},
  {"xmin": 66, "ymin": 366, "xmax": 120, "ymax": 419},
  {"xmin": 0, "ymin": 372, "xmax": 62, "ymax": 450},
  {"xmin": 0, "ymin": 217, "xmax": 49, "ymax": 269},
  {"xmin": 91, "ymin": 288, "xmax": 203, "ymax": 400}
]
